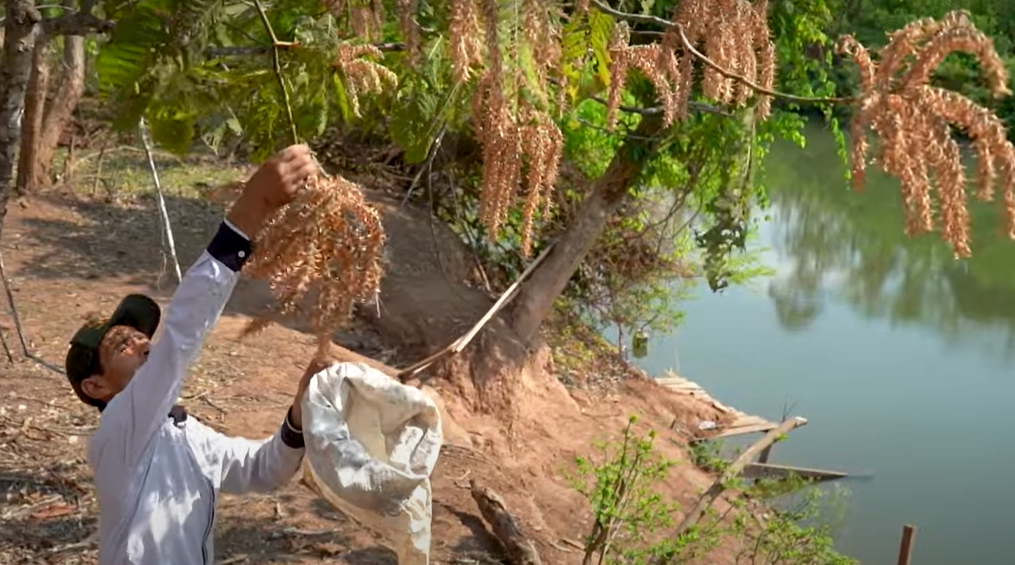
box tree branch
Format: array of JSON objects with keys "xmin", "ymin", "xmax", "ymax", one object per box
[
  {"xmin": 41, "ymin": 0, "xmax": 112, "ymax": 36},
  {"xmin": 588, "ymin": 95, "xmax": 727, "ymax": 117},
  {"xmin": 252, "ymin": 0, "xmax": 299, "ymax": 144},
  {"xmin": 206, "ymin": 41, "xmax": 405, "ymax": 58},
  {"xmin": 588, "ymin": 0, "xmax": 852, "ymax": 106}
]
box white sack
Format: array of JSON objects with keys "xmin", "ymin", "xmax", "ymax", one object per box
[{"xmin": 301, "ymin": 362, "xmax": 443, "ymax": 565}]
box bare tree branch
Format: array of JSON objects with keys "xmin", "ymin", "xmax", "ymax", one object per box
[
  {"xmin": 206, "ymin": 41, "xmax": 405, "ymax": 58},
  {"xmin": 41, "ymin": 0, "xmax": 112, "ymax": 36},
  {"xmin": 588, "ymin": 95, "xmax": 728, "ymax": 117}
]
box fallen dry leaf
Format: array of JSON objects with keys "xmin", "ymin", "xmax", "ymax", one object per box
[{"xmin": 31, "ymin": 502, "xmax": 77, "ymax": 520}]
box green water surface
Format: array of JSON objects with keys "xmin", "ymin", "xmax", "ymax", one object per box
[{"xmin": 635, "ymin": 122, "xmax": 1015, "ymax": 564}]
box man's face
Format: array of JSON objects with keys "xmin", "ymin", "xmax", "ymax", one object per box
[{"xmin": 80, "ymin": 325, "xmax": 151, "ymax": 404}]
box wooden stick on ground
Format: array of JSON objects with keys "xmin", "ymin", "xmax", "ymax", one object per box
[
  {"xmin": 396, "ymin": 241, "xmax": 556, "ymax": 382},
  {"xmin": 469, "ymin": 478, "xmax": 542, "ymax": 565},
  {"xmin": 674, "ymin": 417, "xmax": 808, "ymax": 536}
]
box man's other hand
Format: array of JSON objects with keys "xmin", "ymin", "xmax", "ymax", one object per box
[
  {"xmin": 288, "ymin": 355, "xmax": 337, "ymax": 431},
  {"xmin": 227, "ymin": 144, "xmax": 320, "ymax": 237}
]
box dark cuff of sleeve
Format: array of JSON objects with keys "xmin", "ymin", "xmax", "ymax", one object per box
[
  {"xmin": 279, "ymin": 406, "xmax": 304, "ymax": 449},
  {"xmin": 207, "ymin": 221, "xmax": 253, "ymax": 272}
]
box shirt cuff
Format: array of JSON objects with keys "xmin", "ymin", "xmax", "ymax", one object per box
[
  {"xmin": 207, "ymin": 221, "xmax": 253, "ymax": 272},
  {"xmin": 223, "ymin": 218, "xmax": 250, "ymax": 241},
  {"xmin": 279, "ymin": 406, "xmax": 304, "ymax": 449}
]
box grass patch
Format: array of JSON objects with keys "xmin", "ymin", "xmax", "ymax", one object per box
[{"xmin": 50, "ymin": 144, "xmax": 250, "ymax": 201}]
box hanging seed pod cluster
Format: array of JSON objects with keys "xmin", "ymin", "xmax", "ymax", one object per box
[
  {"xmin": 837, "ymin": 10, "xmax": 1015, "ymax": 258},
  {"xmin": 241, "ymin": 175, "xmax": 386, "ymax": 355}
]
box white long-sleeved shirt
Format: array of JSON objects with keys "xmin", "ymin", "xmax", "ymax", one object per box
[{"xmin": 87, "ymin": 220, "xmax": 305, "ymax": 565}]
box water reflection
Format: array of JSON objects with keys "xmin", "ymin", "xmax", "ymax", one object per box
[{"xmin": 762, "ymin": 123, "xmax": 1015, "ymax": 357}]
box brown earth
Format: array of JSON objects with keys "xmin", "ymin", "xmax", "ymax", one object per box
[{"xmin": 0, "ymin": 181, "xmax": 746, "ymax": 565}]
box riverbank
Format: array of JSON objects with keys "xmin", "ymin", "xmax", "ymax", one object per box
[{"xmin": 0, "ymin": 154, "xmax": 841, "ymax": 564}]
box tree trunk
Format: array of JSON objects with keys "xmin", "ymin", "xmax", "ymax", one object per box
[
  {"xmin": 0, "ymin": 0, "xmax": 42, "ymax": 233},
  {"xmin": 508, "ymin": 114, "xmax": 665, "ymax": 346},
  {"xmin": 15, "ymin": 30, "xmax": 50, "ymax": 195},
  {"xmin": 37, "ymin": 19, "xmax": 86, "ymax": 187}
]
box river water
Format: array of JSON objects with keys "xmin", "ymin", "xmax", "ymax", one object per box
[{"xmin": 633, "ymin": 122, "xmax": 1015, "ymax": 564}]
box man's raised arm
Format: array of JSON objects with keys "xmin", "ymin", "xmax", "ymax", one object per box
[{"xmin": 98, "ymin": 145, "xmax": 320, "ymax": 469}]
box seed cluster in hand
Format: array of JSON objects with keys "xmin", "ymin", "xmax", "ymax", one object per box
[{"xmin": 241, "ymin": 175, "xmax": 386, "ymax": 356}]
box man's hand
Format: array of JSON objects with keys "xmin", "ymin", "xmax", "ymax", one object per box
[
  {"xmin": 288, "ymin": 355, "xmax": 337, "ymax": 431},
  {"xmin": 227, "ymin": 144, "xmax": 320, "ymax": 237}
]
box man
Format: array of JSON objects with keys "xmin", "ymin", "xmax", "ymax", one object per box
[{"xmin": 63, "ymin": 144, "xmax": 329, "ymax": 565}]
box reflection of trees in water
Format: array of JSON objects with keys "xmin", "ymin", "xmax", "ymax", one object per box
[{"xmin": 762, "ymin": 126, "xmax": 1015, "ymax": 356}]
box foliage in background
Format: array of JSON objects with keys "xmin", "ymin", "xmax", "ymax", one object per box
[
  {"xmin": 569, "ymin": 415, "xmax": 857, "ymax": 565},
  {"xmin": 83, "ymin": 0, "xmax": 844, "ymax": 351},
  {"xmin": 821, "ymin": 0, "xmax": 1015, "ymax": 135},
  {"xmin": 80, "ymin": 0, "xmax": 1015, "ymax": 356}
]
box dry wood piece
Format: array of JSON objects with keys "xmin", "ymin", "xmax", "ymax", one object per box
[
  {"xmin": 675, "ymin": 416, "xmax": 808, "ymax": 535},
  {"xmin": 469, "ymin": 478, "xmax": 542, "ymax": 565},
  {"xmin": 897, "ymin": 524, "xmax": 917, "ymax": 565}
]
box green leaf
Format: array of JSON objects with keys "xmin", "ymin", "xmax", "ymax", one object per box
[
  {"xmin": 589, "ymin": 9, "xmax": 615, "ymax": 88},
  {"xmin": 561, "ymin": 13, "xmax": 590, "ymax": 103},
  {"xmin": 332, "ymin": 72, "xmax": 354, "ymax": 123},
  {"xmin": 389, "ymin": 83, "xmax": 441, "ymax": 164},
  {"xmin": 294, "ymin": 78, "xmax": 330, "ymax": 139},
  {"xmin": 148, "ymin": 105, "xmax": 198, "ymax": 154}
]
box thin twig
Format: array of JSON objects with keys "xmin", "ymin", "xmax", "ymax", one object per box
[
  {"xmin": 588, "ymin": 95, "xmax": 727, "ymax": 117},
  {"xmin": 25, "ymin": 352, "xmax": 65, "ymax": 375},
  {"xmin": 673, "ymin": 25, "xmax": 850, "ymax": 104},
  {"xmin": 253, "ymin": 0, "xmax": 299, "ymax": 145},
  {"xmin": 206, "ymin": 41, "xmax": 404, "ymax": 58},
  {"xmin": 0, "ymin": 319, "xmax": 13, "ymax": 363},
  {"xmin": 401, "ymin": 122, "xmax": 448, "ymax": 208},
  {"xmin": 139, "ymin": 117, "xmax": 183, "ymax": 285},
  {"xmin": 588, "ymin": 0, "xmax": 852, "ymax": 106},
  {"xmin": 91, "ymin": 139, "xmax": 108, "ymax": 195},
  {"xmin": 0, "ymin": 248, "xmax": 29, "ymax": 357}
]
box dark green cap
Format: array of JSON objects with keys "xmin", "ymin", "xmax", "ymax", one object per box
[{"xmin": 65, "ymin": 294, "xmax": 161, "ymax": 407}]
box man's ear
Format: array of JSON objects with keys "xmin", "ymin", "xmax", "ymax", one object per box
[{"xmin": 80, "ymin": 375, "xmax": 112, "ymax": 403}]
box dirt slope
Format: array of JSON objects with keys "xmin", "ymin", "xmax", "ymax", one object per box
[{"xmin": 0, "ymin": 187, "xmax": 738, "ymax": 565}]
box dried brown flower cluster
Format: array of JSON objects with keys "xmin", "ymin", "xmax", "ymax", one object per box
[
  {"xmin": 606, "ymin": 0, "xmax": 775, "ymax": 129},
  {"xmin": 450, "ymin": 0, "xmax": 486, "ymax": 83},
  {"xmin": 837, "ymin": 10, "xmax": 1015, "ymax": 258},
  {"xmin": 460, "ymin": 0, "xmax": 565, "ymax": 255},
  {"xmin": 242, "ymin": 175, "xmax": 386, "ymax": 356},
  {"xmin": 332, "ymin": 42, "xmax": 398, "ymax": 117}
]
